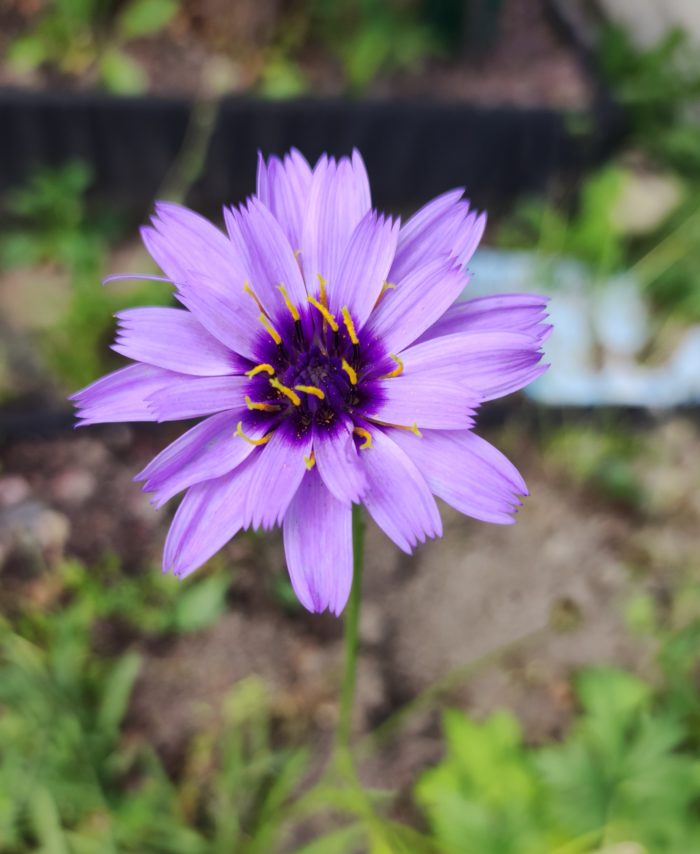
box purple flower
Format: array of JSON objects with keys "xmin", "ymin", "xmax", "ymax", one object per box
[{"xmin": 72, "ymin": 149, "xmax": 549, "ymax": 615}]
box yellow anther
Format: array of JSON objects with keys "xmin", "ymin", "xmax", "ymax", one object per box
[
  {"xmin": 269, "ymin": 377, "xmax": 301, "ymax": 406},
  {"xmin": 379, "ymin": 354, "xmax": 403, "ymax": 379},
  {"xmin": 341, "ymin": 359, "xmax": 357, "ymax": 385},
  {"xmin": 366, "ymin": 417, "xmax": 423, "ymax": 437},
  {"xmin": 294, "ymin": 384, "xmax": 325, "ymax": 400},
  {"xmin": 353, "ymin": 427, "xmax": 372, "ymax": 450},
  {"xmin": 308, "ymin": 295, "xmax": 339, "ymax": 331},
  {"xmin": 317, "ymin": 274, "xmax": 328, "ymax": 308},
  {"xmin": 235, "ymin": 422, "xmax": 273, "ymax": 446},
  {"xmin": 245, "ymin": 363, "xmax": 275, "ymax": 377},
  {"xmin": 245, "ymin": 395, "xmax": 279, "ymax": 412},
  {"xmin": 409, "ymin": 422, "xmax": 423, "ymax": 437},
  {"xmin": 341, "ymin": 306, "xmax": 359, "ymax": 345},
  {"xmin": 277, "ymin": 283, "xmax": 300, "ymax": 322},
  {"xmin": 375, "ymin": 280, "xmax": 397, "ymax": 307},
  {"xmin": 243, "ymin": 282, "xmax": 266, "ymax": 314},
  {"xmin": 259, "ymin": 314, "xmax": 282, "ymax": 346},
  {"xmin": 304, "ymin": 449, "xmax": 316, "ymax": 470}
]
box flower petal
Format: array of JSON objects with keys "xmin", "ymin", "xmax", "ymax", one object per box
[
  {"xmin": 243, "ymin": 421, "xmax": 312, "ymax": 530},
  {"xmin": 300, "ymin": 151, "xmax": 372, "ymax": 299},
  {"xmin": 257, "ymin": 148, "xmax": 313, "ymax": 251},
  {"xmin": 389, "ymin": 189, "xmax": 485, "ymax": 282},
  {"xmin": 418, "ymin": 294, "xmax": 551, "ymax": 343},
  {"xmin": 146, "ymin": 376, "xmax": 246, "ymax": 421},
  {"xmin": 356, "ymin": 427, "xmax": 442, "ymax": 553},
  {"xmin": 136, "ymin": 411, "xmax": 266, "ymax": 507},
  {"xmin": 387, "ymin": 428, "xmax": 526, "ymax": 524},
  {"xmin": 313, "ymin": 419, "xmax": 366, "ymax": 504},
  {"xmin": 329, "ymin": 210, "xmax": 399, "ymax": 329},
  {"xmin": 283, "ymin": 467, "xmax": 352, "ymax": 615},
  {"xmin": 72, "ymin": 364, "xmax": 182, "ymax": 426},
  {"xmin": 113, "ymin": 307, "xmax": 246, "ymax": 376},
  {"xmin": 163, "ymin": 456, "xmax": 257, "ymax": 578},
  {"xmin": 398, "ymin": 331, "xmax": 546, "ymax": 401},
  {"xmin": 225, "ymin": 197, "xmax": 308, "ymax": 321},
  {"xmin": 367, "ymin": 375, "xmax": 480, "ymax": 430},
  {"xmin": 365, "ymin": 255, "xmax": 467, "ymax": 353}
]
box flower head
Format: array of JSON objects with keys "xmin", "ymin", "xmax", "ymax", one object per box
[{"xmin": 72, "ymin": 149, "xmax": 549, "ymax": 615}]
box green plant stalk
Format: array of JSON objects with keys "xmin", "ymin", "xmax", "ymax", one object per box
[{"xmin": 336, "ymin": 504, "xmax": 365, "ymax": 756}]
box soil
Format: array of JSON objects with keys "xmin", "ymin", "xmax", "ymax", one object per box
[
  {"xmin": 0, "ymin": 0, "xmax": 592, "ymax": 108},
  {"xmin": 1, "ymin": 411, "xmax": 698, "ymax": 792}
]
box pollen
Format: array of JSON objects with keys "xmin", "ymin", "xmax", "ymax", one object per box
[
  {"xmin": 235, "ymin": 421, "xmax": 273, "ymax": 446},
  {"xmin": 304, "ymin": 449, "xmax": 316, "ymax": 470},
  {"xmin": 243, "ymin": 282, "xmax": 266, "ymax": 314},
  {"xmin": 341, "ymin": 359, "xmax": 357, "ymax": 385},
  {"xmin": 308, "ymin": 295, "xmax": 339, "ymax": 331},
  {"xmin": 259, "ymin": 313, "xmax": 282, "ymax": 346},
  {"xmin": 277, "ymin": 283, "xmax": 300, "ymax": 322},
  {"xmin": 245, "ymin": 363, "xmax": 275, "ymax": 378},
  {"xmin": 353, "ymin": 426, "xmax": 372, "ymax": 450},
  {"xmin": 379, "ymin": 354, "xmax": 403, "ymax": 379},
  {"xmin": 317, "ymin": 273, "xmax": 328, "ymax": 307},
  {"xmin": 375, "ymin": 280, "xmax": 397, "ymax": 307},
  {"xmin": 269, "ymin": 377, "xmax": 301, "ymax": 406},
  {"xmin": 244, "ymin": 395, "xmax": 279, "ymax": 412},
  {"xmin": 341, "ymin": 306, "xmax": 359, "ymax": 345},
  {"xmin": 294, "ymin": 384, "xmax": 325, "ymax": 400}
]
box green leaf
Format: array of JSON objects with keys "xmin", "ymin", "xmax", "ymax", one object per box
[
  {"xmin": 7, "ymin": 35, "xmax": 49, "ymax": 73},
  {"xmin": 97, "ymin": 652, "xmax": 141, "ymax": 738},
  {"xmin": 99, "ymin": 48, "xmax": 147, "ymax": 94},
  {"xmin": 117, "ymin": 0, "xmax": 179, "ymax": 40},
  {"xmin": 28, "ymin": 788, "xmax": 70, "ymax": 854},
  {"xmin": 173, "ymin": 575, "xmax": 229, "ymax": 633}
]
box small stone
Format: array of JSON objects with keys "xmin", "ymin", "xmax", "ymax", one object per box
[
  {"xmin": 50, "ymin": 469, "xmax": 97, "ymax": 505},
  {"xmin": 0, "ymin": 475, "xmax": 31, "ymax": 508},
  {"xmin": 0, "ymin": 501, "xmax": 70, "ymax": 568}
]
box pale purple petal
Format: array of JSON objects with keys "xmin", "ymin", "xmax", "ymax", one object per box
[
  {"xmin": 243, "ymin": 421, "xmax": 312, "ymax": 530},
  {"xmin": 257, "ymin": 148, "xmax": 313, "ymax": 250},
  {"xmin": 368, "ymin": 376, "xmax": 479, "ymax": 430},
  {"xmin": 329, "ymin": 211, "xmax": 399, "ymax": 329},
  {"xmin": 387, "ymin": 428, "xmax": 526, "ymax": 524},
  {"xmin": 356, "ymin": 427, "xmax": 442, "ymax": 553},
  {"xmin": 73, "ymin": 364, "xmax": 184, "ymax": 426},
  {"xmin": 146, "ymin": 376, "xmax": 246, "ymax": 421},
  {"xmin": 113, "ymin": 307, "xmax": 246, "ymax": 376},
  {"xmin": 398, "ymin": 331, "xmax": 546, "ymax": 401},
  {"xmin": 136, "ymin": 410, "xmax": 265, "ymax": 507},
  {"xmin": 283, "ymin": 468, "xmax": 352, "ymax": 615},
  {"xmin": 176, "ymin": 274, "xmax": 260, "ymax": 361},
  {"xmin": 225, "ymin": 197, "xmax": 308, "ymax": 320},
  {"xmin": 313, "ymin": 419, "xmax": 366, "ymax": 504},
  {"xmin": 163, "ymin": 456, "xmax": 257, "ymax": 578},
  {"xmin": 365, "ymin": 255, "xmax": 467, "ymax": 352},
  {"xmin": 389, "ymin": 189, "xmax": 485, "ymax": 282},
  {"xmin": 419, "ymin": 294, "xmax": 551, "ymax": 344},
  {"xmin": 300, "ymin": 151, "xmax": 372, "ymax": 299}
]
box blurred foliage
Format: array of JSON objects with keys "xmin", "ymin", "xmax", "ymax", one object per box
[
  {"xmin": 0, "ymin": 161, "xmax": 170, "ymax": 389},
  {"xmin": 8, "ymin": 0, "xmax": 180, "ymax": 94},
  {"xmin": 418, "ymin": 656, "xmax": 700, "ymax": 852}
]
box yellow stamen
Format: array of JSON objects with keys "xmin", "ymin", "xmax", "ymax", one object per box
[
  {"xmin": 294, "ymin": 384, "xmax": 325, "ymax": 400},
  {"xmin": 277, "ymin": 283, "xmax": 300, "ymax": 322},
  {"xmin": 375, "ymin": 280, "xmax": 397, "ymax": 307},
  {"xmin": 269, "ymin": 377, "xmax": 301, "ymax": 406},
  {"xmin": 245, "ymin": 363, "xmax": 275, "ymax": 377},
  {"xmin": 317, "ymin": 274, "xmax": 328, "ymax": 308},
  {"xmin": 243, "ymin": 282, "xmax": 266, "ymax": 314},
  {"xmin": 341, "ymin": 306, "xmax": 359, "ymax": 345},
  {"xmin": 353, "ymin": 427, "xmax": 372, "ymax": 450},
  {"xmin": 235, "ymin": 421, "xmax": 273, "ymax": 446},
  {"xmin": 308, "ymin": 295, "xmax": 338, "ymax": 331},
  {"xmin": 259, "ymin": 313, "xmax": 282, "ymax": 346},
  {"xmin": 378, "ymin": 354, "xmax": 403, "ymax": 379},
  {"xmin": 244, "ymin": 395, "xmax": 279, "ymax": 412},
  {"xmin": 341, "ymin": 359, "xmax": 357, "ymax": 385},
  {"xmin": 366, "ymin": 417, "xmax": 422, "ymax": 437},
  {"xmin": 304, "ymin": 449, "xmax": 316, "ymax": 470}
]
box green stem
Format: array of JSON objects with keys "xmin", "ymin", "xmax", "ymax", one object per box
[{"xmin": 336, "ymin": 504, "xmax": 365, "ymax": 756}]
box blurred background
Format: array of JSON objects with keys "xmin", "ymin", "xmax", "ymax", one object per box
[{"xmin": 1, "ymin": 0, "xmax": 700, "ymax": 851}]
